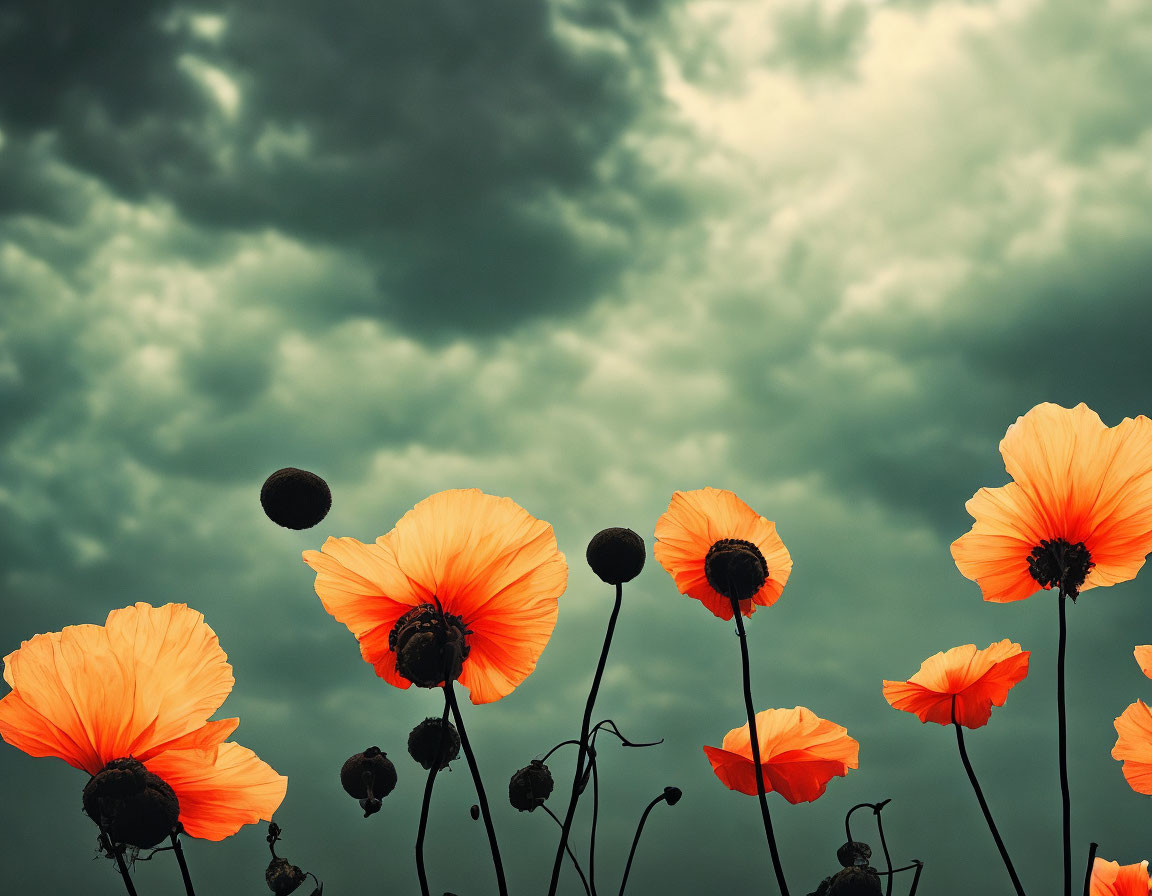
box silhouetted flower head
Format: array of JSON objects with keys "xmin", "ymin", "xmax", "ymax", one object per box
[
  {"xmin": 266, "ymin": 857, "xmax": 307, "ymax": 895},
  {"xmin": 837, "ymin": 841, "xmax": 872, "ymax": 868},
  {"xmin": 508, "ymin": 759, "xmax": 554, "ymax": 812},
  {"xmin": 408, "ymin": 717, "xmax": 461, "ymax": 770},
  {"xmin": 340, "ymin": 747, "xmax": 396, "ymax": 817},
  {"xmin": 655, "ymin": 488, "xmax": 792, "ymax": 620},
  {"xmin": 663, "ymin": 786, "xmax": 682, "ymax": 806},
  {"xmin": 304, "ymin": 489, "xmax": 568, "ymax": 704},
  {"xmin": 826, "ymin": 867, "xmax": 882, "ymax": 896},
  {"xmin": 261, "ymin": 468, "xmax": 332, "ymax": 530},
  {"xmin": 952, "ymin": 403, "xmax": 1152, "ymax": 602},
  {"xmin": 0, "ymin": 603, "xmax": 286, "ymax": 844},
  {"xmin": 586, "ymin": 527, "xmax": 646, "ymax": 585},
  {"xmin": 82, "ymin": 757, "xmax": 180, "ymax": 849}
]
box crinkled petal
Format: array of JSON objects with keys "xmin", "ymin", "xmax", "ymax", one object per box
[
  {"xmin": 951, "ymin": 484, "xmax": 1046, "ymax": 603},
  {"xmin": 1113, "ymin": 700, "xmax": 1152, "ymax": 795},
  {"xmin": 1136, "ymin": 646, "xmax": 1152, "ymax": 680},
  {"xmin": 145, "ymin": 742, "xmax": 287, "ymax": 841},
  {"xmin": 0, "ymin": 604, "xmax": 234, "ymax": 771},
  {"xmin": 1091, "ymin": 857, "xmax": 1152, "ymax": 896}
]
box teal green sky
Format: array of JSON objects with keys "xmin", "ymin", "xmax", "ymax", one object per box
[{"xmin": 3, "ymin": 0, "xmax": 1152, "ymax": 893}]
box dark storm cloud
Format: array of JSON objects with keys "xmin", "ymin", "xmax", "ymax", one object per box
[
  {"xmin": 0, "ymin": 0, "xmax": 680, "ymax": 338},
  {"xmin": 770, "ymin": 2, "xmax": 869, "ymax": 75}
]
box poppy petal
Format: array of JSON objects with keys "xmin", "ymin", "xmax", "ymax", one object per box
[
  {"xmin": 1113, "ymin": 700, "xmax": 1152, "ymax": 795},
  {"xmin": 1090, "ymin": 857, "xmax": 1152, "ymax": 896},
  {"xmin": 1136, "ymin": 646, "xmax": 1152, "ymax": 680},
  {"xmin": 951, "ymin": 484, "xmax": 1047, "ymax": 603},
  {"xmin": 145, "ymin": 742, "xmax": 287, "ymax": 841}
]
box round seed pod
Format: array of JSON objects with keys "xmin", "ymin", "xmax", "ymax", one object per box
[
  {"xmin": 260, "ymin": 468, "xmax": 331, "ymax": 530},
  {"xmin": 340, "ymin": 747, "xmax": 397, "ymax": 801},
  {"xmin": 586, "ymin": 527, "xmax": 646, "ymax": 585},
  {"xmin": 82, "ymin": 758, "xmax": 179, "ymax": 849},
  {"xmin": 408, "ymin": 717, "xmax": 462, "ymax": 770},
  {"xmin": 508, "ymin": 759, "xmax": 554, "ymax": 812}
]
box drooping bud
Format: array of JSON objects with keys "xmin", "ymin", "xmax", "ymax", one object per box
[
  {"xmin": 836, "ymin": 841, "xmax": 872, "ymax": 868},
  {"xmin": 82, "ymin": 758, "xmax": 180, "ymax": 849},
  {"xmin": 389, "ymin": 604, "xmax": 470, "ymax": 687},
  {"xmin": 340, "ymin": 746, "xmax": 397, "ymax": 813},
  {"xmin": 260, "ymin": 468, "xmax": 332, "ymax": 530},
  {"xmin": 586, "ymin": 527, "xmax": 646, "ymax": 585},
  {"xmin": 663, "ymin": 786, "xmax": 682, "ymax": 806},
  {"xmin": 266, "ymin": 857, "xmax": 307, "ymax": 895},
  {"xmin": 704, "ymin": 538, "xmax": 768, "ymax": 602},
  {"xmin": 508, "ymin": 759, "xmax": 554, "ymax": 812},
  {"xmin": 408, "ymin": 717, "xmax": 462, "ymax": 770}
]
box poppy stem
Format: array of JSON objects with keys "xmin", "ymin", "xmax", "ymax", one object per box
[
  {"xmin": 1058, "ymin": 590, "xmax": 1072, "ymax": 896},
  {"xmin": 415, "ymin": 690, "xmax": 452, "ymax": 896},
  {"xmin": 1082, "ymin": 842, "xmax": 1098, "ymax": 896},
  {"xmin": 548, "ymin": 581, "xmax": 624, "ymax": 896},
  {"xmin": 907, "ymin": 860, "xmax": 924, "ymax": 896},
  {"xmin": 589, "ymin": 739, "xmax": 601, "ymax": 896},
  {"xmin": 445, "ymin": 678, "xmax": 508, "ymax": 896},
  {"xmin": 874, "ymin": 803, "xmax": 894, "ymax": 896},
  {"xmin": 731, "ymin": 597, "xmax": 790, "ymax": 896},
  {"xmin": 951, "ymin": 699, "xmax": 1026, "ymax": 896},
  {"xmin": 542, "ymin": 805, "xmax": 592, "ymax": 896},
  {"xmin": 617, "ymin": 790, "xmax": 672, "ymax": 896},
  {"xmin": 170, "ymin": 830, "xmax": 196, "ymax": 896},
  {"xmin": 102, "ymin": 833, "xmax": 140, "ymax": 896}
]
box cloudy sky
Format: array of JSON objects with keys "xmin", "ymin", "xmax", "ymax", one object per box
[{"xmin": 3, "ymin": 0, "xmax": 1152, "ymax": 892}]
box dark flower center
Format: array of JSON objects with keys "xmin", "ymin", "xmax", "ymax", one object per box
[
  {"xmin": 388, "ymin": 603, "xmax": 471, "ymax": 687},
  {"xmin": 704, "ymin": 538, "xmax": 769, "ymax": 603},
  {"xmin": 82, "ymin": 757, "xmax": 180, "ymax": 849},
  {"xmin": 1027, "ymin": 538, "xmax": 1094, "ymax": 599}
]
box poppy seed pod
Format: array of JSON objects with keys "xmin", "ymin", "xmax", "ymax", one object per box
[
  {"xmin": 389, "ymin": 604, "xmax": 470, "ymax": 687},
  {"xmin": 704, "ymin": 538, "xmax": 768, "ymax": 603},
  {"xmin": 586, "ymin": 527, "xmax": 646, "ymax": 585},
  {"xmin": 826, "ymin": 866, "xmax": 882, "ymax": 895},
  {"xmin": 266, "ymin": 857, "xmax": 307, "ymax": 895},
  {"xmin": 663, "ymin": 786, "xmax": 682, "ymax": 806},
  {"xmin": 408, "ymin": 717, "xmax": 461, "ymax": 770},
  {"xmin": 261, "ymin": 467, "xmax": 332, "ymax": 530},
  {"xmin": 836, "ymin": 841, "xmax": 872, "ymax": 868},
  {"xmin": 340, "ymin": 747, "xmax": 397, "ymax": 802},
  {"xmin": 82, "ymin": 757, "xmax": 180, "ymax": 848},
  {"xmin": 508, "ymin": 759, "xmax": 554, "ymax": 812}
]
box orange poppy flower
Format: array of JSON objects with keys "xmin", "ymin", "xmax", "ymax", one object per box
[
  {"xmin": 702, "ymin": 706, "xmax": 858, "ymax": 804},
  {"xmin": 882, "ymin": 641, "xmax": 1030, "ymax": 728},
  {"xmin": 1111, "ymin": 648, "xmax": 1152, "ymax": 795},
  {"xmin": 303, "ymin": 488, "xmax": 568, "ymax": 705},
  {"xmin": 951, "ymin": 403, "xmax": 1152, "ymax": 603},
  {"xmin": 654, "ymin": 488, "xmax": 792, "ymax": 620},
  {"xmin": 1090, "ymin": 857, "xmax": 1152, "ymax": 896},
  {"xmin": 0, "ymin": 603, "xmax": 286, "ymax": 842}
]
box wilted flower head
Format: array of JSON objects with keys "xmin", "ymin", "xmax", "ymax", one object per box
[
  {"xmin": 654, "ymin": 488, "xmax": 792, "ymax": 620},
  {"xmin": 304, "ymin": 489, "xmax": 568, "ymax": 704},
  {"xmin": 0, "ymin": 603, "xmax": 286, "ymax": 845},
  {"xmin": 508, "ymin": 759, "xmax": 554, "ymax": 812}
]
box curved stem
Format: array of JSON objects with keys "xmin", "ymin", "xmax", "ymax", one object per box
[
  {"xmin": 1083, "ymin": 842, "xmax": 1098, "ymax": 896},
  {"xmin": 589, "ymin": 744, "xmax": 600, "ymax": 896},
  {"xmin": 618, "ymin": 792, "xmax": 669, "ymax": 896},
  {"xmin": 415, "ymin": 691, "xmax": 452, "ymax": 896},
  {"xmin": 952, "ymin": 698, "xmax": 1026, "ymax": 896},
  {"xmin": 542, "ymin": 805, "xmax": 592, "ymax": 896},
  {"xmin": 548, "ymin": 582, "xmax": 624, "ymax": 896},
  {"xmin": 874, "ymin": 805, "xmax": 894, "ymax": 896},
  {"xmin": 541, "ymin": 740, "xmax": 582, "ymax": 763},
  {"xmin": 908, "ymin": 861, "xmax": 924, "ymax": 896},
  {"xmin": 102, "ymin": 834, "xmax": 140, "ymax": 896},
  {"xmin": 1058, "ymin": 590, "xmax": 1071, "ymax": 896},
  {"xmin": 446, "ymin": 678, "xmax": 508, "ymax": 896},
  {"xmin": 170, "ymin": 830, "xmax": 196, "ymax": 896},
  {"xmin": 732, "ymin": 597, "xmax": 790, "ymax": 896}
]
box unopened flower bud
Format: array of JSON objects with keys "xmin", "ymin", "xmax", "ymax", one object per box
[
  {"xmin": 82, "ymin": 758, "xmax": 180, "ymax": 849},
  {"xmin": 508, "ymin": 759, "xmax": 554, "ymax": 812},
  {"xmin": 340, "ymin": 747, "xmax": 397, "ymax": 805},
  {"xmin": 663, "ymin": 786, "xmax": 682, "ymax": 806},
  {"xmin": 470, "ymin": 804, "xmax": 480, "ymax": 820},
  {"xmin": 260, "ymin": 468, "xmax": 331, "ymax": 530},
  {"xmin": 586, "ymin": 527, "xmax": 646, "ymax": 585},
  {"xmin": 408, "ymin": 717, "xmax": 461, "ymax": 770},
  {"xmin": 266, "ymin": 856, "xmax": 307, "ymax": 895}
]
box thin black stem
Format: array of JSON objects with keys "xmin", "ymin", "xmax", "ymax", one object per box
[
  {"xmin": 732, "ymin": 597, "xmax": 790, "ymax": 896},
  {"xmin": 876, "ymin": 862, "xmax": 924, "ymax": 877},
  {"xmin": 1058, "ymin": 590, "xmax": 1071, "ymax": 896},
  {"xmin": 170, "ymin": 830, "xmax": 196, "ymax": 896},
  {"xmin": 548, "ymin": 581, "xmax": 624, "ymax": 896},
  {"xmin": 874, "ymin": 805, "xmax": 894, "ymax": 896},
  {"xmin": 908, "ymin": 861, "xmax": 924, "ymax": 896},
  {"xmin": 1082, "ymin": 842, "xmax": 1098, "ymax": 896},
  {"xmin": 541, "ymin": 740, "xmax": 582, "ymax": 763},
  {"xmin": 102, "ymin": 834, "xmax": 140, "ymax": 896},
  {"xmin": 415, "ymin": 691, "xmax": 452, "ymax": 896},
  {"xmin": 589, "ymin": 743, "xmax": 600, "ymax": 896},
  {"xmin": 446, "ymin": 678, "xmax": 508, "ymax": 896},
  {"xmin": 542, "ymin": 805, "xmax": 592, "ymax": 896},
  {"xmin": 952, "ymin": 698, "xmax": 1026, "ymax": 896},
  {"xmin": 618, "ymin": 792, "xmax": 669, "ymax": 896}
]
